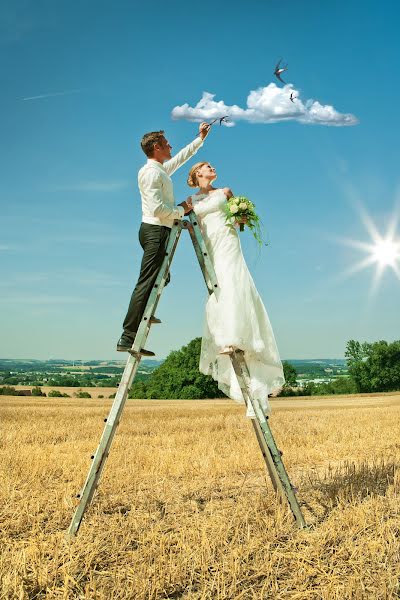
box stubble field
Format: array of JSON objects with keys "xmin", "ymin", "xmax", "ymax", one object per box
[{"xmin": 1, "ymin": 392, "xmax": 400, "ymax": 599}]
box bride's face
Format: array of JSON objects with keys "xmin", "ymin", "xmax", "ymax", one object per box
[{"xmin": 197, "ymin": 163, "xmax": 217, "ymax": 185}]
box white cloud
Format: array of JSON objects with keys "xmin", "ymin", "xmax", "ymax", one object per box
[{"xmin": 171, "ymin": 83, "xmax": 358, "ymax": 127}]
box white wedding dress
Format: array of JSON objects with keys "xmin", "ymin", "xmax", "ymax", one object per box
[{"xmin": 191, "ymin": 188, "xmax": 285, "ymax": 418}]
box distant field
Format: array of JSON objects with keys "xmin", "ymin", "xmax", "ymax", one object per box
[
  {"xmin": 12, "ymin": 384, "xmax": 118, "ymax": 398},
  {"xmin": 1, "ymin": 392, "xmax": 400, "ymax": 598}
]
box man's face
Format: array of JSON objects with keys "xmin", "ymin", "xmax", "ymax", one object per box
[{"xmin": 156, "ymin": 136, "xmax": 172, "ymax": 161}]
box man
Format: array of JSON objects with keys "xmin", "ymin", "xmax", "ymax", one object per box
[{"xmin": 117, "ymin": 122, "xmax": 210, "ymax": 355}]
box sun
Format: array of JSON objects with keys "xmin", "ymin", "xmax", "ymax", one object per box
[
  {"xmin": 371, "ymin": 239, "xmax": 399, "ymax": 267},
  {"xmin": 336, "ymin": 204, "xmax": 400, "ymax": 293}
]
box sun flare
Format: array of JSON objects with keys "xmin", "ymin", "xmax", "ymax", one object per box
[
  {"xmin": 371, "ymin": 239, "xmax": 399, "ymax": 267},
  {"xmin": 336, "ymin": 204, "xmax": 400, "ymax": 293}
]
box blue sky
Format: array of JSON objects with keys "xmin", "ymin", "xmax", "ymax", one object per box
[{"xmin": 1, "ymin": 0, "xmax": 399, "ymax": 360}]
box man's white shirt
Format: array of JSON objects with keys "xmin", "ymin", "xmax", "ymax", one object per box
[{"xmin": 138, "ymin": 136, "xmax": 204, "ymax": 229}]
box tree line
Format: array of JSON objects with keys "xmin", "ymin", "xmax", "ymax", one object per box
[
  {"xmin": 2, "ymin": 338, "xmax": 399, "ymax": 400},
  {"xmin": 128, "ymin": 337, "xmax": 400, "ymax": 399}
]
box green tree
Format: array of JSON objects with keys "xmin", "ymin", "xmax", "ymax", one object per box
[
  {"xmin": 345, "ymin": 339, "xmax": 366, "ymax": 365},
  {"xmin": 31, "ymin": 386, "xmax": 46, "ymax": 397},
  {"xmin": 0, "ymin": 386, "xmax": 17, "ymax": 395},
  {"xmin": 129, "ymin": 337, "xmax": 225, "ymax": 399},
  {"xmin": 330, "ymin": 376, "xmax": 358, "ymax": 394},
  {"xmin": 48, "ymin": 390, "xmax": 70, "ymax": 398},
  {"xmin": 345, "ymin": 339, "xmax": 400, "ymax": 392},
  {"xmin": 75, "ymin": 391, "xmax": 92, "ymax": 398},
  {"xmin": 129, "ymin": 380, "xmax": 148, "ymax": 399},
  {"xmin": 282, "ymin": 361, "xmax": 297, "ymax": 387}
]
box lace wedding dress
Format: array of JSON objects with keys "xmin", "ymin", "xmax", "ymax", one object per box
[{"xmin": 191, "ymin": 188, "xmax": 285, "ymax": 418}]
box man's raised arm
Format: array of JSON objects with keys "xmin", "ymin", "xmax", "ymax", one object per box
[{"xmin": 163, "ymin": 123, "xmax": 210, "ymax": 176}]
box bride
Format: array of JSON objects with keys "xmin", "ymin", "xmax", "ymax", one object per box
[{"xmin": 185, "ymin": 161, "xmax": 285, "ymax": 418}]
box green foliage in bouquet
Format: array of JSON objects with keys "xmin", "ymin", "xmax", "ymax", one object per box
[{"xmin": 224, "ymin": 196, "xmax": 266, "ymax": 247}]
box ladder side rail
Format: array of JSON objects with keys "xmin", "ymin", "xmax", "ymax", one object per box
[
  {"xmin": 183, "ymin": 222, "xmax": 213, "ymax": 293},
  {"xmin": 229, "ymin": 352, "xmax": 285, "ymax": 498},
  {"xmin": 186, "ymin": 214, "xmax": 220, "ymax": 298},
  {"xmin": 131, "ymin": 221, "xmax": 183, "ymax": 354},
  {"xmin": 251, "ymin": 419, "xmax": 285, "ymax": 500},
  {"xmin": 232, "ymin": 351, "xmax": 307, "ymax": 529},
  {"xmin": 67, "ymin": 222, "xmax": 183, "ymax": 537},
  {"xmin": 67, "ymin": 353, "xmax": 141, "ymax": 537}
]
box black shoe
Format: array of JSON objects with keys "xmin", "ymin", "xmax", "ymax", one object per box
[
  {"xmin": 116, "ymin": 337, "xmax": 155, "ymax": 357},
  {"xmin": 117, "ymin": 343, "xmax": 132, "ymax": 352},
  {"xmin": 116, "ymin": 335, "xmax": 134, "ymax": 352}
]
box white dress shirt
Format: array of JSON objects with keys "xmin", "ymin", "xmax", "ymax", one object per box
[{"xmin": 138, "ymin": 136, "xmax": 204, "ymax": 229}]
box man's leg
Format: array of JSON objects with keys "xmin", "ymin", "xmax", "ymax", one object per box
[{"xmin": 118, "ymin": 223, "xmax": 170, "ymax": 348}]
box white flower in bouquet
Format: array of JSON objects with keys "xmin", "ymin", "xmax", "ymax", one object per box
[{"xmin": 224, "ymin": 195, "xmax": 266, "ymax": 247}]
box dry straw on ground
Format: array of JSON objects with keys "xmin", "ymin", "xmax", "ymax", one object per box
[{"xmin": 1, "ymin": 392, "xmax": 400, "ymax": 599}]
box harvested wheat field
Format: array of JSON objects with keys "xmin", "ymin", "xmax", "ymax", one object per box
[{"xmin": 1, "ymin": 392, "xmax": 400, "ymax": 599}]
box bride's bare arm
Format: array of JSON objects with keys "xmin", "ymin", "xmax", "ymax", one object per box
[
  {"xmin": 191, "ymin": 193, "xmax": 222, "ymax": 217},
  {"xmin": 223, "ymin": 187, "xmax": 233, "ymax": 199}
]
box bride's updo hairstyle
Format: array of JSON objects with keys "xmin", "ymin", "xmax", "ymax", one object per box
[{"xmin": 187, "ymin": 162, "xmax": 208, "ymax": 188}]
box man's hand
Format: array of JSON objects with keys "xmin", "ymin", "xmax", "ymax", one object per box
[
  {"xmin": 178, "ymin": 199, "xmax": 193, "ymax": 215},
  {"xmin": 199, "ymin": 122, "xmax": 211, "ymax": 140}
]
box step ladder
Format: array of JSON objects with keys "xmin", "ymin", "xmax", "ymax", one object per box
[{"xmin": 66, "ymin": 215, "xmax": 306, "ymax": 537}]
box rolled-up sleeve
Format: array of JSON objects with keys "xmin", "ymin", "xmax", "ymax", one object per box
[
  {"xmin": 140, "ymin": 169, "xmax": 184, "ymax": 220},
  {"xmin": 163, "ymin": 137, "xmax": 204, "ymax": 176}
]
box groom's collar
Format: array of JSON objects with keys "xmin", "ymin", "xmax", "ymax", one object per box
[{"xmin": 147, "ymin": 158, "xmax": 166, "ymax": 171}]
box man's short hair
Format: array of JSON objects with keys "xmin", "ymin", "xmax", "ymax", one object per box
[{"xmin": 141, "ymin": 131, "xmax": 165, "ymax": 157}]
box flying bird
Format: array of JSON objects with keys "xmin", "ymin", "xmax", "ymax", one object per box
[
  {"xmin": 290, "ymin": 92, "xmax": 297, "ymax": 103},
  {"xmin": 207, "ymin": 115, "xmax": 230, "ymax": 127},
  {"xmin": 274, "ymin": 59, "xmax": 288, "ymax": 84}
]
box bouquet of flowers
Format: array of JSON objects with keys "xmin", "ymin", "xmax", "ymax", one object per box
[{"xmin": 224, "ymin": 196, "xmax": 265, "ymax": 246}]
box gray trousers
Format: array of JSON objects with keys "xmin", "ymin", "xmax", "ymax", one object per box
[{"xmin": 122, "ymin": 223, "xmax": 171, "ymax": 339}]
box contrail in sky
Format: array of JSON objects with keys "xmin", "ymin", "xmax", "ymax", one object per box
[{"xmin": 22, "ymin": 89, "xmax": 81, "ymax": 101}]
